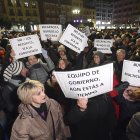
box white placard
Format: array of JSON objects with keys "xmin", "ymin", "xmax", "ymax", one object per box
[
  {"xmin": 9, "ymin": 34, "xmax": 42, "ymax": 59},
  {"xmin": 82, "ymin": 26, "xmax": 91, "ymax": 37},
  {"xmin": 59, "ymin": 24, "xmax": 88, "ymax": 53},
  {"xmin": 54, "ymin": 63, "xmax": 113, "ymax": 99},
  {"xmin": 94, "ymin": 39, "xmax": 113, "ymax": 54},
  {"xmin": 39, "ymin": 24, "xmax": 62, "ymax": 41},
  {"xmin": 121, "ymin": 60, "xmax": 140, "ymax": 86}
]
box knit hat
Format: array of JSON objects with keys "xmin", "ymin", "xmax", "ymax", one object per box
[
  {"xmin": 58, "ymin": 45, "xmax": 66, "ymax": 52},
  {"xmin": 3, "ymin": 61, "xmax": 24, "ymax": 82}
]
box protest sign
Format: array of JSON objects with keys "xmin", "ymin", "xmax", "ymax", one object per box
[
  {"xmin": 9, "ymin": 34, "xmax": 42, "ymax": 59},
  {"xmin": 39, "ymin": 24, "xmax": 62, "ymax": 41},
  {"xmin": 54, "ymin": 63, "xmax": 113, "ymax": 99},
  {"xmin": 59, "ymin": 24, "xmax": 88, "ymax": 53},
  {"xmin": 121, "ymin": 60, "xmax": 140, "ymax": 86},
  {"xmin": 82, "ymin": 26, "xmax": 91, "ymax": 37},
  {"xmin": 94, "ymin": 39, "xmax": 113, "ymax": 54}
]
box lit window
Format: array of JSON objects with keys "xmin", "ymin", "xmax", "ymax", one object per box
[
  {"xmin": 32, "ymin": 2, "xmax": 36, "ymax": 7},
  {"xmin": 25, "ymin": 2, "xmax": 29, "ymax": 7}
]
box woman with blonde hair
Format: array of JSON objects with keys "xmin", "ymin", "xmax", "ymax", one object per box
[{"xmin": 10, "ymin": 80, "xmax": 69, "ymax": 140}]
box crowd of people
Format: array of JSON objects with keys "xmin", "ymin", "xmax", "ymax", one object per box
[{"xmin": 0, "ymin": 27, "xmax": 140, "ymax": 140}]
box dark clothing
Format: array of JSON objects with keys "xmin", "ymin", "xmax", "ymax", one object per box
[
  {"xmin": 127, "ymin": 112, "xmax": 140, "ymax": 140},
  {"xmin": 113, "ymin": 92, "xmax": 140, "ymax": 140},
  {"xmin": 31, "ymin": 103, "xmax": 48, "ymax": 120},
  {"xmin": 66, "ymin": 94, "xmax": 116, "ymax": 140},
  {"xmin": 0, "ymin": 124, "xmax": 5, "ymax": 140},
  {"xmin": 114, "ymin": 61, "xmax": 123, "ymax": 82},
  {"xmin": 75, "ymin": 52, "xmax": 88, "ymax": 70},
  {"xmin": 45, "ymin": 81, "xmax": 72, "ymax": 117},
  {"xmin": 75, "ymin": 46, "xmax": 97, "ymax": 70},
  {"xmin": 114, "ymin": 92, "xmax": 140, "ymax": 124}
]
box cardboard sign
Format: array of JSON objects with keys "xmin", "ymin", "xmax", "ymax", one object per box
[
  {"xmin": 59, "ymin": 24, "xmax": 88, "ymax": 53},
  {"xmin": 121, "ymin": 60, "xmax": 140, "ymax": 86},
  {"xmin": 94, "ymin": 39, "xmax": 113, "ymax": 54},
  {"xmin": 9, "ymin": 34, "xmax": 42, "ymax": 59},
  {"xmin": 54, "ymin": 63, "xmax": 113, "ymax": 99},
  {"xmin": 39, "ymin": 24, "xmax": 62, "ymax": 41}
]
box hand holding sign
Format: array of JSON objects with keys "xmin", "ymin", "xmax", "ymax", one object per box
[
  {"xmin": 77, "ymin": 98, "xmax": 88, "ymax": 111},
  {"xmin": 10, "ymin": 49, "xmax": 16, "ymax": 60},
  {"xmin": 59, "ymin": 24, "xmax": 88, "ymax": 53},
  {"xmin": 9, "ymin": 34, "xmax": 42, "ymax": 59},
  {"xmin": 54, "ymin": 63, "xmax": 113, "ymax": 99},
  {"xmin": 39, "ymin": 24, "xmax": 62, "ymax": 41}
]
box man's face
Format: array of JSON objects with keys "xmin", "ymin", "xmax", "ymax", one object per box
[{"xmin": 116, "ymin": 52, "xmax": 125, "ymax": 62}]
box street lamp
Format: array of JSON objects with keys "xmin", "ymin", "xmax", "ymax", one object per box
[
  {"xmin": 72, "ymin": 9, "xmax": 80, "ymax": 15},
  {"xmin": 72, "ymin": 9, "xmax": 80, "ymax": 25}
]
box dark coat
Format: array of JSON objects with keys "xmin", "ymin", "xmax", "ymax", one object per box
[
  {"xmin": 66, "ymin": 94, "xmax": 116, "ymax": 140},
  {"xmin": 112, "ymin": 91, "xmax": 140, "ymax": 140},
  {"xmin": 126, "ymin": 112, "xmax": 140, "ymax": 140},
  {"xmin": 45, "ymin": 80, "xmax": 73, "ymax": 117},
  {"xmin": 113, "ymin": 60, "xmax": 124, "ymax": 82}
]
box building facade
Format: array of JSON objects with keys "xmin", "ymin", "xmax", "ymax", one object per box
[
  {"xmin": 0, "ymin": 0, "xmax": 96, "ymax": 29},
  {"xmin": 1, "ymin": 0, "xmax": 40, "ymax": 30},
  {"xmin": 85, "ymin": 0, "xmax": 113, "ymax": 29},
  {"xmin": 39, "ymin": 0, "xmax": 96, "ymax": 28},
  {"xmin": 113, "ymin": 0, "xmax": 140, "ymax": 28},
  {"xmin": 96, "ymin": 0, "xmax": 113, "ymax": 29}
]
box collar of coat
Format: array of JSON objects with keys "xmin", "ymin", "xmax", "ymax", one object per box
[{"xmin": 18, "ymin": 97, "xmax": 51, "ymax": 119}]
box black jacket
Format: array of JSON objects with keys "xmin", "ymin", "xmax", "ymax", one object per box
[
  {"xmin": 66, "ymin": 94, "xmax": 116, "ymax": 140},
  {"xmin": 127, "ymin": 112, "xmax": 140, "ymax": 140}
]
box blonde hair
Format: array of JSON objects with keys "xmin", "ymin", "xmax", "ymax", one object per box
[{"xmin": 17, "ymin": 80, "xmax": 44, "ymax": 104}]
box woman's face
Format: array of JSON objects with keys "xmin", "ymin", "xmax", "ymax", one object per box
[
  {"xmin": 59, "ymin": 50, "xmax": 65, "ymax": 56},
  {"xmin": 58, "ymin": 59, "xmax": 66, "ymax": 70},
  {"xmin": 94, "ymin": 55, "xmax": 100, "ymax": 64},
  {"xmin": 31, "ymin": 88, "xmax": 47, "ymax": 108},
  {"xmin": 28, "ymin": 55, "xmax": 38, "ymax": 65}
]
